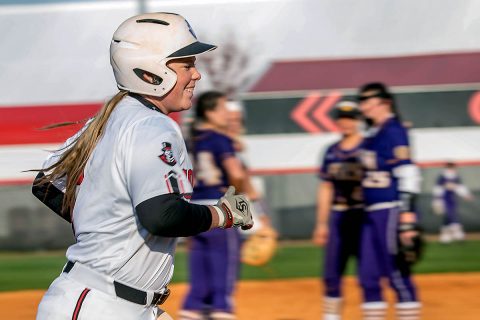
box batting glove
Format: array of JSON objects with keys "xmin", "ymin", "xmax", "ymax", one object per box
[{"xmin": 212, "ymin": 186, "xmax": 254, "ymax": 230}]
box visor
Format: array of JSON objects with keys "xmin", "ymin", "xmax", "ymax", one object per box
[
  {"xmin": 334, "ymin": 108, "xmax": 362, "ymax": 119},
  {"xmin": 357, "ymin": 90, "xmax": 392, "ymax": 102},
  {"xmin": 167, "ymin": 41, "xmax": 217, "ymax": 58}
]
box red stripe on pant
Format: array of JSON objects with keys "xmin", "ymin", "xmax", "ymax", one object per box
[{"xmin": 72, "ymin": 288, "xmax": 91, "ymax": 320}]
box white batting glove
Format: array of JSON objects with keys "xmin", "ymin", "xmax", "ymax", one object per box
[
  {"xmin": 212, "ymin": 186, "xmax": 254, "ymax": 230},
  {"xmin": 431, "ymin": 198, "xmax": 445, "ymax": 216}
]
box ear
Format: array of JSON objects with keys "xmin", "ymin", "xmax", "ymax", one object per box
[
  {"xmin": 142, "ymin": 73, "xmax": 154, "ymax": 83},
  {"xmin": 133, "ymin": 68, "xmax": 163, "ymax": 85}
]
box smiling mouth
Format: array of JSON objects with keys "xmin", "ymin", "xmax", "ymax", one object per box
[{"xmin": 185, "ymin": 87, "xmax": 195, "ymax": 93}]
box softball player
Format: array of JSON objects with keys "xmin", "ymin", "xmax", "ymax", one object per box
[
  {"xmin": 357, "ymin": 83, "xmax": 421, "ymax": 320},
  {"xmin": 312, "ymin": 102, "xmax": 364, "ymax": 320},
  {"xmin": 225, "ymin": 99, "xmax": 272, "ymax": 233},
  {"xmin": 432, "ymin": 162, "xmax": 473, "ymax": 243},
  {"xmin": 179, "ymin": 91, "xmax": 244, "ymax": 320},
  {"xmin": 32, "ymin": 13, "xmax": 253, "ymax": 320}
]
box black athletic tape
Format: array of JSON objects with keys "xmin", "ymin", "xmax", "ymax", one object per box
[
  {"xmin": 399, "ymin": 192, "xmax": 417, "ymax": 213},
  {"xmin": 398, "ymin": 222, "xmax": 418, "ymax": 232}
]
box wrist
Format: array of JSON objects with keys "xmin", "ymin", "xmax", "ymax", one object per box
[{"xmin": 209, "ymin": 206, "xmax": 225, "ymax": 228}]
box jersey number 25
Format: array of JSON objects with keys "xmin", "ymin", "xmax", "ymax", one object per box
[{"xmin": 363, "ymin": 171, "xmax": 391, "ymax": 188}]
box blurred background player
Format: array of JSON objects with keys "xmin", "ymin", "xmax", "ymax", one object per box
[
  {"xmin": 225, "ymin": 100, "xmax": 272, "ymax": 232},
  {"xmin": 432, "ymin": 162, "xmax": 473, "ymax": 243},
  {"xmin": 180, "ymin": 91, "xmax": 246, "ymax": 320},
  {"xmin": 312, "ymin": 101, "xmax": 364, "ymax": 320},
  {"xmin": 357, "ymin": 83, "xmax": 422, "ymax": 320}
]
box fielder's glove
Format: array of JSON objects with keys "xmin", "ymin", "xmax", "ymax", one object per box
[
  {"xmin": 398, "ymin": 222, "xmax": 424, "ymax": 265},
  {"xmin": 241, "ymin": 225, "xmax": 278, "ymax": 266},
  {"xmin": 213, "ymin": 186, "xmax": 254, "ymax": 230}
]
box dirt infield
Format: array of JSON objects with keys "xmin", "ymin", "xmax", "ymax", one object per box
[{"xmin": 1, "ymin": 273, "xmax": 479, "ymax": 319}]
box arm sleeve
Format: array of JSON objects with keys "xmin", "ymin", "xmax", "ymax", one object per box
[
  {"xmin": 31, "ymin": 120, "xmax": 93, "ymax": 221},
  {"xmin": 32, "ymin": 172, "xmax": 71, "ymax": 223},
  {"xmin": 136, "ymin": 193, "xmax": 212, "ymax": 237},
  {"xmin": 393, "ymin": 164, "xmax": 422, "ymax": 194},
  {"xmin": 389, "ymin": 124, "xmax": 422, "ymax": 194}
]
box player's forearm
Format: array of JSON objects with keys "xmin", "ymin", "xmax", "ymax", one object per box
[
  {"xmin": 136, "ymin": 193, "xmax": 212, "ymax": 237},
  {"xmin": 316, "ymin": 182, "xmax": 333, "ymax": 226},
  {"xmin": 243, "ymin": 175, "xmax": 261, "ymax": 201},
  {"xmin": 228, "ymin": 176, "xmax": 245, "ymax": 194},
  {"xmin": 224, "ymin": 156, "xmax": 246, "ymax": 193}
]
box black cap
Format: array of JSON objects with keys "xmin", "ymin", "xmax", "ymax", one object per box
[
  {"xmin": 357, "ymin": 82, "xmax": 393, "ymax": 101},
  {"xmin": 333, "ymin": 101, "xmax": 362, "ymax": 119}
]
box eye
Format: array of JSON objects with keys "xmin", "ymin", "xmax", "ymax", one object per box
[{"xmin": 184, "ymin": 63, "xmax": 196, "ymax": 70}]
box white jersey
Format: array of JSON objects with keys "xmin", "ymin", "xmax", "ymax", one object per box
[{"xmin": 46, "ymin": 95, "xmax": 193, "ymax": 292}]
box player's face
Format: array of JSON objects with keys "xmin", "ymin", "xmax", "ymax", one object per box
[
  {"xmin": 206, "ymin": 97, "xmax": 229, "ymax": 129},
  {"xmin": 227, "ymin": 110, "xmax": 244, "ymax": 136},
  {"xmin": 359, "ymin": 93, "xmax": 390, "ymax": 122},
  {"xmin": 336, "ymin": 117, "xmax": 359, "ymax": 136},
  {"xmin": 152, "ymin": 57, "xmax": 201, "ymax": 114}
]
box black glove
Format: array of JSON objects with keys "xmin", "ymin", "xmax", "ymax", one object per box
[{"xmin": 398, "ymin": 222, "xmax": 424, "ymax": 265}]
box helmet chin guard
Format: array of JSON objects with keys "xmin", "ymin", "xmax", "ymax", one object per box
[{"xmin": 110, "ymin": 12, "xmax": 216, "ymax": 97}]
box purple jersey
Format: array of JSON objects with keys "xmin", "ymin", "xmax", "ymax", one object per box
[
  {"xmin": 436, "ymin": 172, "xmax": 462, "ymax": 202},
  {"xmin": 319, "ymin": 141, "xmax": 364, "ymax": 208},
  {"xmin": 361, "ymin": 117, "xmax": 412, "ymax": 206},
  {"xmin": 191, "ymin": 129, "xmax": 235, "ymax": 200}
]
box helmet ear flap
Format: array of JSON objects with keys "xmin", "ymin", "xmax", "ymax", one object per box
[{"xmin": 133, "ymin": 68, "xmax": 163, "ymax": 85}]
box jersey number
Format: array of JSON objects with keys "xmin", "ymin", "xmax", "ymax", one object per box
[
  {"xmin": 196, "ymin": 152, "xmax": 222, "ymax": 186},
  {"xmin": 363, "ymin": 171, "xmax": 391, "ymax": 188}
]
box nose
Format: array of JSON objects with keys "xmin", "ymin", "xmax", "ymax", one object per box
[{"xmin": 192, "ymin": 67, "xmax": 201, "ymax": 81}]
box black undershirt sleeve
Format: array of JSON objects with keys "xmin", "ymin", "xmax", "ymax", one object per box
[
  {"xmin": 32, "ymin": 172, "xmax": 72, "ymax": 223},
  {"xmin": 135, "ymin": 193, "xmax": 213, "ymax": 237}
]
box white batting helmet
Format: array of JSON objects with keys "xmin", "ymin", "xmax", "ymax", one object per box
[{"xmin": 110, "ymin": 12, "xmax": 216, "ymax": 97}]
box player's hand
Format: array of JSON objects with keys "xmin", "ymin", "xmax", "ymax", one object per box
[
  {"xmin": 431, "ymin": 198, "xmax": 445, "ymax": 215},
  {"xmin": 399, "ymin": 212, "xmax": 419, "ymax": 247},
  {"xmin": 398, "ymin": 212, "xmax": 423, "ymax": 264},
  {"xmin": 312, "ymin": 224, "xmax": 329, "ymax": 247},
  {"xmin": 213, "ymin": 186, "xmax": 254, "ymax": 230}
]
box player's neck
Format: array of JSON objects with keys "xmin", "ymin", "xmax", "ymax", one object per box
[
  {"xmin": 340, "ymin": 133, "xmax": 362, "ymax": 150},
  {"xmin": 373, "ymin": 112, "xmax": 394, "ymax": 127},
  {"xmin": 198, "ymin": 123, "xmax": 227, "ymax": 135}
]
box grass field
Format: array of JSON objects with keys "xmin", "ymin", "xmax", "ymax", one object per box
[{"xmin": 1, "ymin": 240, "xmax": 479, "ymax": 292}]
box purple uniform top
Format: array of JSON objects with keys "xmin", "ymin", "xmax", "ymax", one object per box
[
  {"xmin": 319, "ymin": 141, "xmax": 364, "ymax": 208},
  {"xmin": 191, "ymin": 129, "xmax": 235, "ymax": 200},
  {"xmin": 361, "ymin": 116, "xmax": 412, "ymax": 206}
]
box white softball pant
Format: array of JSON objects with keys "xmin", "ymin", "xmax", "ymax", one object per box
[{"xmin": 36, "ymin": 273, "xmax": 171, "ymax": 320}]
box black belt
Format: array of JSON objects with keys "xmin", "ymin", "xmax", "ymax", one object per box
[{"xmin": 64, "ymin": 261, "xmax": 170, "ymax": 306}]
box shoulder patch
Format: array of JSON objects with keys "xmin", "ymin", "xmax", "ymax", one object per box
[{"xmin": 159, "ymin": 142, "xmax": 177, "ymax": 166}]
